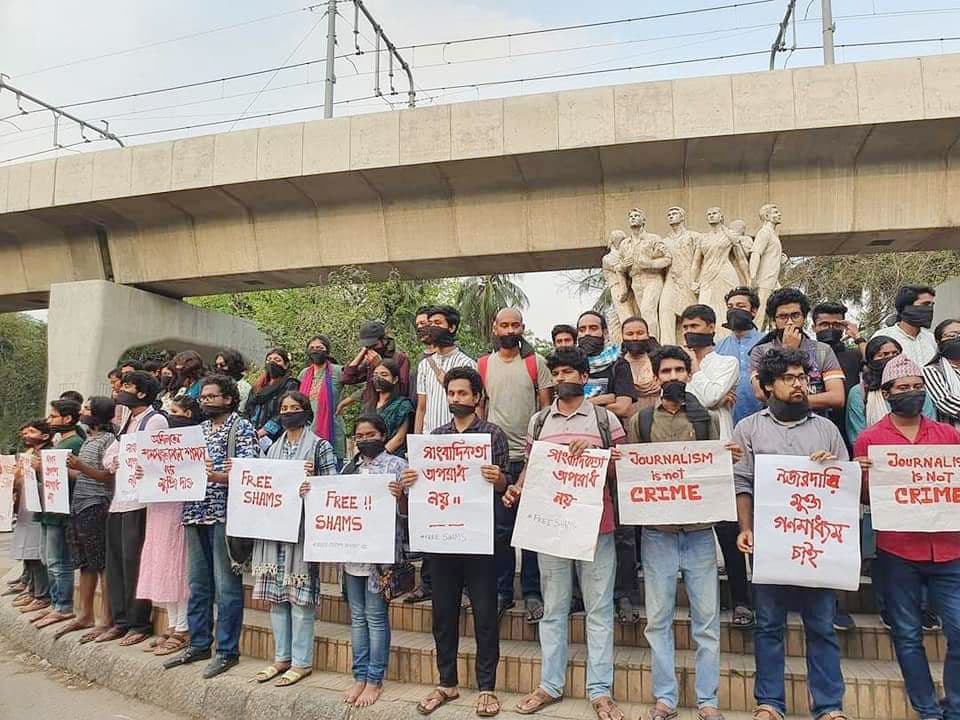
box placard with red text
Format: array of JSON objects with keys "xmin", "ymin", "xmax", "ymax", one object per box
[
  {"xmin": 112, "ymin": 435, "xmax": 140, "ymax": 504},
  {"xmin": 511, "ymin": 441, "xmax": 610, "ymax": 561},
  {"xmin": 616, "ymin": 441, "xmax": 735, "ymax": 525},
  {"xmin": 0, "ymin": 455, "xmax": 15, "ymax": 531},
  {"xmin": 226, "ymin": 458, "xmax": 304, "ymax": 543},
  {"xmin": 407, "ymin": 434, "xmax": 494, "ymax": 555},
  {"xmin": 868, "ymin": 444, "xmax": 960, "ymax": 532},
  {"xmin": 752, "ymin": 454, "xmax": 861, "ymax": 591},
  {"xmin": 40, "ymin": 449, "xmax": 71, "ymax": 514},
  {"xmin": 137, "ymin": 426, "xmax": 207, "ymax": 503},
  {"xmin": 302, "ymin": 473, "xmax": 397, "ymax": 564},
  {"xmin": 20, "ymin": 454, "xmax": 42, "ymax": 513}
]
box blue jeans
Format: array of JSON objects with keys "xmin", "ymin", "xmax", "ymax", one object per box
[
  {"xmin": 877, "ymin": 550, "xmax": 960, "ymax": 720},
  {"xmin": 642, "ymin": 528, "xmax": 720, "ymax": 709},
  {"xmin": 41, "ymin": 524, "xmax": 74, "ymax": 614},
  {"xmin": 538, "ymin": 532, "xmax": 615, "ymax": 700},
  {"xmin": 753, "ymin": 584, "xmax": 844, "ymax": 717},
  {"xmin": 270, "ymin": 601, "xmax": 316, "ymax": 668},
  {"xmin": 185, "ymin": 523, "xmax": 244, "ymax": 657},
  {"xmin": 495, "ymin": 461, "xmax": 541, "ymax": 601},
  {"xmin": 344, "ymin": 572, "xmax": 391, "ymax": 685}
]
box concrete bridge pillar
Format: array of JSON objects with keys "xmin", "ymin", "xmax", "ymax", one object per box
[{"xmin": 46, "ymin": 280, "xmax": 268, "ymax": 402}]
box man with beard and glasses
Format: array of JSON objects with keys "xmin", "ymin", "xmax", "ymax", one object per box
[
  {"xmin": 478, "ymin": 308, "xmax": 553, "ymax": 623},
  {"xmin": 343, "ymin": 320, "xmax": 411, "ymax": 408},
  {"xmin": 716, "ymin": 287, "xmax": 763, "ymax": 425},
  {"xmin": 401, "ymin": 366, "xmax": 509, "ymax": 719},
  {"xmin": 163, "ymin": 374, "xmax": 257, "ymax": 679},
  {"xmin": 871, "ymin": 285, "xmax": 938, "ymax": 367},
  {"xmin": 854, "ymin": 354, "xmax": 960, "ymax": 720},
  {"xmin": 503, "ymin": 347, "xmax": 627, "ymax": 720},
  {"xmin": 626, "ymin": 345, "xmax": 740, "ymax": 720},
  {"xmin": 576, "ymin": 310, "xmax": 637, "ymax": 419},
  {"xmin": 733, "ymin": 348, "xmax": 849, "ymax": 720}
]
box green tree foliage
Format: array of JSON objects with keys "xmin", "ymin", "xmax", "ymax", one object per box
[
  {"xmin": 0, "ymin": 313, "xmax": 47, "ymax": 453},
  {"xmin": 561, "ymin": 269, "xmax": 610, "ymax": 315},
  {"xmin": 784, "ymin": 250, "xmax": 960, "ymax": 334},
  {"xmin": 454, "ymin": 275, "xmax": 529, "ymax": 344}
]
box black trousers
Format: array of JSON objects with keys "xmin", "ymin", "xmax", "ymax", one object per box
[
  {"xmin": 24, "ymin": 559, "xmax": 48, "ymax": 599},
  {"xmin": 105, "ymin": 509, "xmax": 153, "ymax": 634},
  {"xmin": 429, "ymin": 553, "xmax": 499, "ymax": 691},
  {"xmin": 716, "ymin": 520, "xmax": 751, "ymax": 607}
]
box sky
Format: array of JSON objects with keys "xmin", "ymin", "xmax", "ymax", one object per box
[{"xmin": 2, "ymin": 0, "xmax": 959, "ymax": 338}]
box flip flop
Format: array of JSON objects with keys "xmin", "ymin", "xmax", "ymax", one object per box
[
  {"xmin": 94, "ymin": 626, "xmax": 125, "ymax": 643},
  {"xmin": 515, "ymin": 688, "xmax": 562, "ymax": 715},
  {"xmin": 79, "ymin": 626, "xmax": 109, "ymax": 644},
  {"xmin": 119, "ymin": 631, "xmax": 149, "ymax": 647},
  {"xmin": 275, "ymin": 668, "xmax": 312, "ymax": 687},
  {"xmin": 476, "ymin": 692, "xmax": 501, "ymax": 717},
  {"xmin": 417, "ymin": 688, "xmax": 460, "ymax": 715},
  {"xmin": 525, "ymin": 597, "xmax": 544, "ymax": 625}
]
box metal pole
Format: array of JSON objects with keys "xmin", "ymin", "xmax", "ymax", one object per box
[
  {"xmin": 822, "ymin": 0, "xmax": 835, "ymax": 65},
  {"xmin": 769, "ymin": 0, "xmax": 796, "ymax": 70},
  {"xmin": 323, "ymin": 0, "xmax": 337, "ymax": 118}
]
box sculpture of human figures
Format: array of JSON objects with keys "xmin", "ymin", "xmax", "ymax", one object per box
[
  {"xmin": 750, "ymin": 203, "xmax": 784, "ymax": 326},
  {"xmin": 601, "ymin": 229, "xmax": 639, "ymax": 342},
  {"xmin": 728, "ymin": 219, "xmax": 754, "ymax": 285},
  {"xmin": 624, "ymin": 208, "xmax": 669, "ymax": 340},
  {"xmin": 658, "ymin": 206, "xmax": 701, "ymax": 345},
  {"xmin": 693, "ymin": 207, "xmax": 751, "ymax": 340}
]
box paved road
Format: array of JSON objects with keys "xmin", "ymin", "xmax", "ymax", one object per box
[{"xmin": 0, "ymin": 635, "xmax": 189, "ymax": 720}]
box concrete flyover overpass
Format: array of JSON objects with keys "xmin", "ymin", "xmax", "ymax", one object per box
[{"xmin": 0, "ymin": 53, "xmax": 958, "ymax": 397}]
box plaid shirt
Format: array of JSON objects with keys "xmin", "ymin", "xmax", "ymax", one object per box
[{"xmin": 433, "ymin": 415, "xmax": 511, "ymax": 483}]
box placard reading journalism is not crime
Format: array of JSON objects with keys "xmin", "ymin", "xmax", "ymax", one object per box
[{"xmin": 868, "ymin": 444, "xmax": 960, "ymax": 532}]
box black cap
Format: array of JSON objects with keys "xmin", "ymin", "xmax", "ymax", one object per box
[{"xmin": 359, "ymin": 321, "xmax": 386, "ymax": 347}]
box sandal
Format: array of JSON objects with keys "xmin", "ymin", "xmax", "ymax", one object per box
[
  {"xmin": 404, "ymin": 587, "xmax": 432, "ymax": 604},
  {"xmin": 417, "ymin": 687, "xmax": 460, "ymax": 715},
  {"xmin": 616, "ymin": 597, "xmax": 640, "ymax": 624},
  {"xmin": 35, "ymin": 612, "xmax": 74, "ymax": 629},
  {"xmin": 79, "ymin": 626, "xmax": 110, "ymax": 644},
  {"xmin": 154, "ymin": 632, "xmax": 189, "ymax": 656},
  {"xmin": 516, "ymin": 688, "xmax": 562, "ymax": 715},
  {"xmin": 815, "ymin": 713, "xmax": 849, "ymax": 720},
  {"xmin": 119, "ymin": 631, "xmax": 149, "ymax": 647},
  {"xmin": 645, "ymin": 702, "xmax": 679, "ymax": 720},
  {"xmin": 524, "ymin": 597, "xmax": 544, "ymax": 625},
  {"xmin": 254, "ymin": 665, "xmax": 285, "ymax": 683},
  {"xmin": 732, "ymin": 605, "xmax": 755, "ymax": 629},
  {"xmin": 698, "ymin": 707, "xmax": 725, "ymax": 719},
  {"xmin": 144, "ymin": 633, "xmax": 170, "ymax": 652},
  {"xmin": 54, "ymin": 620, "xmax": 94, "ymax": 640},
  {"xmin": 93, "ymin": 626, "xmax": 125, "ymax": 643},
  {"xmin": 592, "ymin": 695, "xmax": 625, "ymax": 720},
  {"xmin": 275, "ymin": 668, "xmax": 312, "ymax": 687},
  {"xmin": 476, "ymin": 692, "xmax": 501, "ymax": 717},
  {"xmin": 752, "ymin": 705, "xmax": 784, "ymax": 720}
]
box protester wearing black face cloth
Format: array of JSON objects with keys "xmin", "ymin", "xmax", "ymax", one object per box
[
  {"xmin": 921, "ymin": 318, "xmax": 960, "ymax": 428},
  {"xmin": 245, "ymin": 348, "xmax": 300, "ymax": 447},
  {"xmin": 576, "ymin": 310, "xmax": 637, "ymax": 419},
  {"xmin": 870, "ymin": 284, "xmax": 938, "ymax": 367},
  {"xmin": 810, "ymin": 302, "xmax": 865, "ymax": 447},
  {"xmin": 343, "ymin": 321, "xmax": 411, "ymax": 412}
]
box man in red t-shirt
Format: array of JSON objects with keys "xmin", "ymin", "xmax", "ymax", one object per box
[{"xmin": 854, "ymin": 353, "xmax": 960, "ymax": 720}]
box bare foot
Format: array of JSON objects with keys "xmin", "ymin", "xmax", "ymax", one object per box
[
  {"xmin": 355, "ymin": 683, "xmax": 383, "ymax": 708},
  {"xmin": 343, "ymin": 680, "xmax": 366, "ymax": 705},
  {"xmin": 28, "ymin": 608, "xmax": 53, "ymax": 624}
]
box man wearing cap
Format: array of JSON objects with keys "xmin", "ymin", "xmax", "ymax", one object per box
[
  {"xmin": 342, "ymin": 320, "xmax": 411, "ymax": 409},
  {"xmin": 853, "ymin": 354, "xmax": 960, "ymax": 720}
]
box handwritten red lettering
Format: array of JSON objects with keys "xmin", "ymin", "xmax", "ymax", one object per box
[
  {"xmin": 552, "ymin": 491, "xmax": 575, "ymax": 508},
  {"xmin": 546, "ymin": 447, "xmax": 606, "ymax": 469},
  {"xmin": 775, "ymin": 466, "xmax": 842, "ymax": 494},
  {"xmin": 627, "ymin": 451, "xmax": 714, "ymax": 465},
  {"xmin": 314, "ymin": 514, "xmax": 363, "ymax": 531},
  {"xmin": 789, "ymin": 492, "xmax": 822, "ymax": 514},
  {"xmin": 894, "ymin": 485, "xmax": 960, "ymax": 504},
  {"xmin": 629, "ymin": 484, "xmax": 702, "ymax": 502},
  {"xmin": 422, "ymin": 441, "xmax": 489, "ymax": 463},
  {"xmin": 551, "ymin": 468, "xmax": 600, "ymax": 488},
  {"xmin": 773, "ymin": 514, "xmax": 850, "ymax": 544},
  {"xmin": 791, "ymin": 541, "xmax": 825, "ymax": 568}
]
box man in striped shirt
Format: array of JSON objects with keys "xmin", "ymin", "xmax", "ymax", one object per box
[{"xmin": 414, "ymin": 305, "xmax": 477, "ymax": 434}]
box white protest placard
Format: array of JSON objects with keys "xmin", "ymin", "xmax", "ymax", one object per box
[
  {"xmin": 137, "ymin": 425, "xmax": 208, "ymax": 502},
  {"xmin": 407, "ymin": 433, "xmax": 494, "ymax": 555},
  {"xmin": 226, "ymin": 458, "xmax": 304, "ymax": 542},
  {"xmin": 19, "ymin": 454, "xmax": 42, "ymax": 513},
  {"xmin": 40, "ymin": 449, "xmax": 71, "ymax": 515},
  {"xmin": 616, "ymin": 441, "xmax": 736, "ymax": 525},
  {"xmin": 868, "ymin": 444, "xmax": 960, "ymax": 532},
  {"xmin": 752, "ymin": 454, "xmax": 861, "ymax": 591},
  {"xmin": 0, "ymin": 455, "xmax": 15, "ymax": 531},
  {"xmin": 112, "ymin": 435, "xmax": 140, "ymax": 504},
  {"xmin": 511, "ymin": 441, "xmax": 610, "ymax": 561},
  {"xmin": 303, "ymin": 473, "xmax": 397, "ymax": 564}
]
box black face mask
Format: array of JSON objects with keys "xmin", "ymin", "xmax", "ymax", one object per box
[
  {"xmin": 160, "ymin": 376, "xmax": 172, "ymax": 391},
  {"xmin": 577, "ymin": 336, "xmax": 604, "ymax": 357},
  {"xmin": 79, "ymin": 414, "xmax": 94, "ymax": 427},
  {"xmin": 496, "ymin": 334, "xmax": 522, "ymax": 350},
  {"xmin": 448, "ymin": 403, "xmax": 476, "ymax": 418},
  {"xmin": 425, "ymin": 326, "xmax": 456, "ymax": 347},
  {"xmin": 868, "ymin": 356, "xmax": 892, "ymax": 372},
  {"xmin": 372, "ymin": 377, "xmax": 395, "ymax": 392},
  {"xmin": 308, "ymin": 351, "xmax": 328, "ymax": 365},
  {"xmin": 266, "ymin": 363, "xmax": 286, "ymax": 379},
  {"xmin": 623, "ymin": 339, "xmax": 652, "ymax": 356},
  {"xmin": 684, "ymin": 332, "xmax": 715, "ymax": 348},
  {"xmin": 816, "ymin": 329, "xmax": 844, "ymax": 346},
  {"xmin": 416, "ymin": 326, "xmax": 432, "ymax": 344},
  {"xmin": 53, "ymin": 423, "xmax": 77, "ymax": 433},
  {"xmin": 900, "ymin": 304, "xmax": 934, "ymax": 329},
  {"xmin": 661, "ymin": 380, "xmax": 687, "ymax": 403},
  {"xmin": 767, "ymin": 395, "xmax": 810, "ymax": 422},
  {"xmin": 166, "ymin": 415, "xmax": 196, "ymax": 429},
  {"xmin": 202, "ymin": 403, "xmax": 230, "ymax": 418},
  {"xmin": 22, "ymin": 435, "xmax": 49, "ymax": 448},
  {"xmin": 940, "ymin": 339, "xmax": 960, "ymax": 361},
  {"xmin": 724, "ymin": 308, "xmax": 755, "ymax": 332},
  {"xmin": 116, "ymin": 390, "xmax": 147, "ymax": 408},
  {"xmin": 357, "ymin": 439, "xmax": 386, "ymax": 459},
  {"xmin": 279, "ymin": 411, "xmax": 308, "ymax": 429},
  {"xmin": 888, "ymin": 389, "xmax": 927, "ymax": 418},
  {"xmin": 555, "ymin": 382, "xmax": 585, "ymax": 399}
]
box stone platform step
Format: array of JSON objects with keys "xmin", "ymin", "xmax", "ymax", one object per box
[
  {"xmin": 151, "ymin": 605, "xmax": 940, "ymax": 720},
  {"xmin": 240, "ymin": 583, "xmax": 946, "ymax": 663}
]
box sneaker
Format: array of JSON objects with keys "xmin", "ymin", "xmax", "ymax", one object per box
[
  {"xmin": 833, "ymin": 610, "xmax": 856, "ymax": 631},
  {"xmin": 922, "ymin": 610, "xmax": 942, "ymax": 631}
]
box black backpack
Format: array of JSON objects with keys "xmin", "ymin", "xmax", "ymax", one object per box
[{"xmin": 530, "ymin": 403, "xmax": 613, "ymax": 448}]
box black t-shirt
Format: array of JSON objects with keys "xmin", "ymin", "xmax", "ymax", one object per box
[
  {"xmin": 829, "ymin": 343, "xmax": 863, "ymax": 449},
  {"xmin": 586, "ymin": 357, "xmax": 638, "ymax": 400}
]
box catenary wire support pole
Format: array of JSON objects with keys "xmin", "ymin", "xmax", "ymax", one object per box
[
  {"xmin": 821, "ymin": 0, "xmax": 836, "ymax": 64},
  {"xmin": 352, "ymin": 0, "xmax": 415, "ymax": 108},
  {"xmin": 323, "ymin": 0, "xmax": 337, "ymax": 118},
  {"xmin": 0, "ymin": 75, "xmax": 125, "ymax": 147},
  {"xmin": 769, "ymin": 0, "xmax": 797, "ymax": 70}
]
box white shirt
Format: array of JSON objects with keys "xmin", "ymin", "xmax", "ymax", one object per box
[
  {"xmin": 687, "ymin": 351, "xmax": 739, "ymax": 441},
  {"xmin": 870, "ymin": 324, "xmax": 937, "ymax": 367},
  {"xmin": 416, "ymin": 347, "xmax": 477, "ymax": 433}
]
